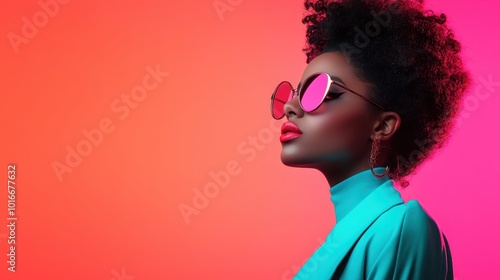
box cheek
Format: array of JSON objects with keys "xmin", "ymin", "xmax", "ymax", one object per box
[{"xmin": 311, "ymin": 108, "xmax": 371, "ymax": 150}]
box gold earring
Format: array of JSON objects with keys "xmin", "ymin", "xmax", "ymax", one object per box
[{"xmin": 369, "ymin": 137, "xmax": 390, "ymax": 178}]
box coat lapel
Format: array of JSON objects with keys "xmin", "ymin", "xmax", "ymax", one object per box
[{"xmin": 323, "ymin": 180, "xmax": 404, "ymax": 278}]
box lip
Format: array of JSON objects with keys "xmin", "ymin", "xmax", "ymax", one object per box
[{"xmin": 280, "ymin": 121, "xmax": 303, "ymax": 143}]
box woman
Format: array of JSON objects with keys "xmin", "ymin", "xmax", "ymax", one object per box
[{"xmin": 270, "ymin": 0, "xmax": 471, "ymax": 279}]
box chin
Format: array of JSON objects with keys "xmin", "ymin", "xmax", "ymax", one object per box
[
  {"xmin": 280, "ymin": 152, "xmax": 315, "ymax": 168},
  {"xmin": 280, "ymin": 148, "xmax": 352, "ymax": 169}
]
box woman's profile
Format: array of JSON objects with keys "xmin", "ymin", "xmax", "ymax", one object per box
[{"xmin": 270, "ymin": 0, "xmax": 471, "ymax": 279}]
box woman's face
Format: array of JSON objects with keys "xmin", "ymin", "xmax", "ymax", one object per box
[{"xmin": 280, "ymin": 51, "xmax": 379, "ymax": 172}]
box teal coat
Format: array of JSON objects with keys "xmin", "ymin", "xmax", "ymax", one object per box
[{"xmin": 293, "ymin": 168, "xmax": 453, "ymax": 280}]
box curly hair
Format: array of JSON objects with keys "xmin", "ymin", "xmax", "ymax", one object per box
[{"xmin": 301, "ymin": 0, "xmax": 472, "ymax": 188}]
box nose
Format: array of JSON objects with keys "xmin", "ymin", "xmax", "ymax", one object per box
[{"xmin": 283, "ymin": 93, "xmax": 304, "ymax": 119}]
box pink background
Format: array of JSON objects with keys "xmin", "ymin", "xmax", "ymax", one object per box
[{"xmin": 0, "ymin": 0, "xmax": 499, "ymax": 279}]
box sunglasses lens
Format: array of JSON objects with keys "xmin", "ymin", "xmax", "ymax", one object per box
[
  {"xmin": 272, "ymin": 82, "xmax": 292, "ymax": 119},
  {"xmin": 300, "ymin": 73, "xmax": 329, "ymax": 112}
]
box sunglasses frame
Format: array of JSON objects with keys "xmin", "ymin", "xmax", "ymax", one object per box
[{"xmin": 270, "ymin": 72, "xmax": 387, "ymax": 120}]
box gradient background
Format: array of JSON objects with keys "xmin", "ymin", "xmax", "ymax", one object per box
[{"xmin": 1, "ymin": 0, "xmax": 499, "ymax": 279}]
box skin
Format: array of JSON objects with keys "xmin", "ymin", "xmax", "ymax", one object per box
[{"xmin": 280, "ymin": 51, "xmax": 401, "ymax": 188}]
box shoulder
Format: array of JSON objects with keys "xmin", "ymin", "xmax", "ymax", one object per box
[
  {"xmin": 365, "ymin": 199, "xmax": 449, "ymax": 258},
  {"xmin": 365, "ymin": 200, "xmax": 453, "ymax": 279},
  {"xmin": 373, "ymin": 199, "xmax": 442, "ymax": 232},
  {"xmin": 400, "ymin": 199, "xmax": 444, "ymax": 242},
  {"xmin": 395, "ymin": 201, "xmax": 453, "ymax": 278},
  {"xmin": 377, "ymin": 199, "xmax": 445, "ymax": 245}
]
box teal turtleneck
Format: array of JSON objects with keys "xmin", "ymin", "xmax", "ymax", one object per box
[
  {"xmin": 329, "ymin": 167, "xmax": 390, "ymax": 224},
  {"xmin": 293, "ymin": 167, "xmax": 454, "ymax": 280}
]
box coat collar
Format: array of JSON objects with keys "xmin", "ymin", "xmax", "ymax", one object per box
[
  {"xmin": 324, "ymin": 179, "xmax": 404, "ymax": 278},
  {"xmin": 329, "ymin": 167, "xmax": 392, "ymax": 223},
  {"xmin": 293, "ymin": 175, "xmax": 404, "ymax": 279}
]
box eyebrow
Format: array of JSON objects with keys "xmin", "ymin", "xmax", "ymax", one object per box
[{"xmin": 297, "ymin": 74, "xmax": 346, "ymax": 90}]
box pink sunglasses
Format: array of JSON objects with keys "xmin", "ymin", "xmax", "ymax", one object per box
[{"xmin": 270, "ymin": 72, "xmax": 386, "ymax": 119}]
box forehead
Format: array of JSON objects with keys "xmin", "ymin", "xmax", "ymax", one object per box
[{"xmin": 299, "ymin": 51, "xmax": 365, "ymax": 89}]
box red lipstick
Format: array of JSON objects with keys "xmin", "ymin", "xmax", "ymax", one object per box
[{"xmin": 280, "ymin": 121, "xmax": 303, "ymax": 143}]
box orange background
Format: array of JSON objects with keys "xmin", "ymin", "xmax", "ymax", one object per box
[{"xmin": 1, "ymin": 0, "xmax": 499, "ymax": 279}]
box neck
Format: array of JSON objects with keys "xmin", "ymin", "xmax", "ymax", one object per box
[
  {"xmin": 329, "ymin": 167, "xmax": 391, "ymax": 223},
  {"xmin": 318, "ymin": 162, "xmax": 376, "ymax": 188}
]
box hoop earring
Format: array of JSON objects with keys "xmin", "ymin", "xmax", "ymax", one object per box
[{"xmin": 369, "ymin": 137, "xmax": 390, "ymax": 178}]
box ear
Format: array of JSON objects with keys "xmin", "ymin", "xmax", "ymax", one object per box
[{"xmin": 370, "ymin": 111, "xmax": 401, "ymax": 142}]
